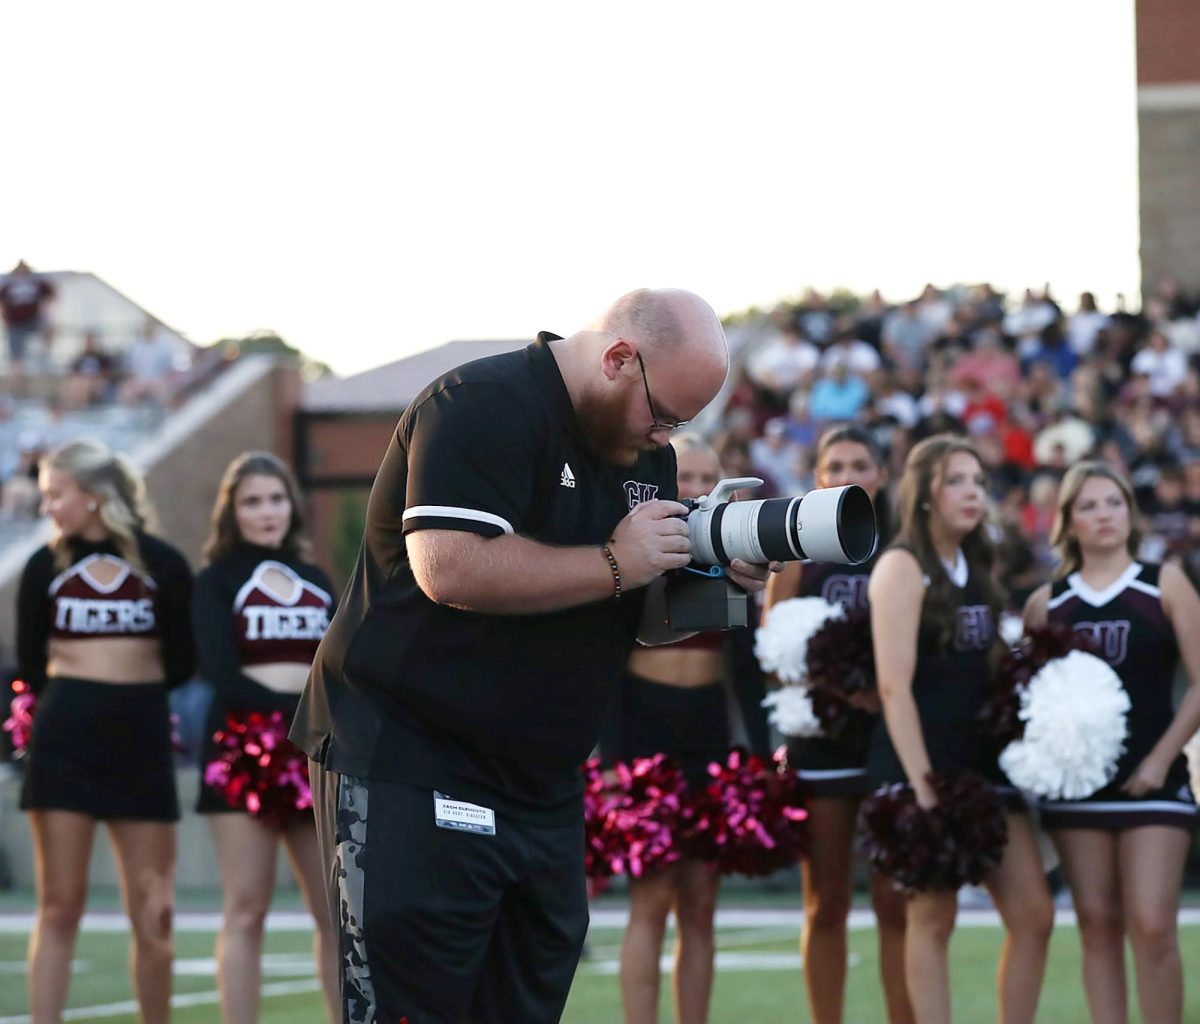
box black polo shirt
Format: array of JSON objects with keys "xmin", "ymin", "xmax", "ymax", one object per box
[{"xmin": 291, "ymin": 334, "xmax": 678, "ymax": 824}]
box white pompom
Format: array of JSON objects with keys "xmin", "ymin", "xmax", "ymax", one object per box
[
  {"xmin": 999, "ymin": 650, "xmax": 1131, "ymax": 800},
  {"xmin": 1185, "ymin": 729, "xmax": 1200, "ymax": 803},
  {"xmin": 998, "ymin": 613, "xmax": 1025, "ymax": 648},
  {"xmin": 755, "ymin": 597, "xmax": 844, "ymax": 684},
  {"xmin": 762, "ymin": 687, "xmax": 822, "ymax": 738}
]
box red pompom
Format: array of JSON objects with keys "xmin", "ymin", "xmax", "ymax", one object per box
[
  {"xmin": 980, "ymin": 623, "xmax": 1099, "ymax": 750},
  {"xmin": 860, "ymin": 772, "xmax": 1008, "ymax": 892},
  {"xmin": 3, "ymin": 689, "xmax": 35, "ymax": 756},
  {"xmin": 582, "ymin": 754, "xmax": 691, "ymax": 879},
  {"xmin": 688, "ymin": 747, "xmax": 808, "ymax": 877},
  {"xmin": 203, "ymin": 710, "xmax": 312, "ymax": 827}
]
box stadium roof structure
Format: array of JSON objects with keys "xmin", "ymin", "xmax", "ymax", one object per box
[{"xmin": 302, "ymin": 339, "xmax": 530, "ymax": 414}]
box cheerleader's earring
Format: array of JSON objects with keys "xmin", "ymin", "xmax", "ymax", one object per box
[{"xmin": 87, "ymin": 500, "xmax": 98, "ymax": 512}]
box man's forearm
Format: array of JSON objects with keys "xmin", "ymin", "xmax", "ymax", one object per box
[{"xmin": 416, "ymin": 531, "xmax": 621, "ymax": 615}]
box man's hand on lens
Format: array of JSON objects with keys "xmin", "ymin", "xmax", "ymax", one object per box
[
  {"xmin": 608, "ymin": 500, "xmax": 692, "ymax": 588},
  {"xmin": 725, "ymin": 558, "xmax": 782, "ymax": 594}
]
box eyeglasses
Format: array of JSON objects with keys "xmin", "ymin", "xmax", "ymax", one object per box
[{"xmin": 636, "ymin": 351, "xmax": 690, "ymax": 430}]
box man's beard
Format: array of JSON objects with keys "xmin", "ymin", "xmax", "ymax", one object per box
[{"xmin": 574, "ymin": 390, "xmax": 659, "ymax": 467}]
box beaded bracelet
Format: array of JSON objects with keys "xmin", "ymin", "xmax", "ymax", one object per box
[{"xmin": 601, "ymin": 544, "xmax": 623, "ymax": 599}]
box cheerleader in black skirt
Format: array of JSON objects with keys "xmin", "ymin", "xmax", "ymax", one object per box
[
  {"xmin": 868, "ymin": 435, "xmax": 1052, "ymax": 1024},
  {"xmin": 762, "ymin": 425, "xmax": 913, "ymax": 1024},
  {"xmin": 193, "ymin": 452, "xmax": 339, "ymax": 1023},
  {"xmin": 17, "ymin": 439, "xmax": 193, "ymax": 1024},
  {"xmin": 1023, "ymin": 461, "xmax": 1200, "ymax": 1024},
  {"xmin": 607, "ymin": 434, "xmax": 737, "ymax": 1024}
]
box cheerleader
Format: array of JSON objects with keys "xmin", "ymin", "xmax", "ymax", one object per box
[
  {"xmin": 609, "ymin": 434, "xmax": 734, "ymax": 1024},
  {"xmin": 868, "ymin": 435, "xmax": 1052, "ymax": 1024},
  {"xmin": 17, "ymin": 439, "xmax": 193, "ymax": 1024},
  {"xmin": 1023, "ymin": 462, "xmax": 1200, "ymax": 1024},
  {"xmin": 193, "ymin": 452, "xmax": 338, "ymax": 1024},
  {"xmin": 762, "ymin": 425, "xmax": 913, "ymax": 1024}
]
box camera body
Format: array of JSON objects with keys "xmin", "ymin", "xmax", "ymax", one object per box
[{"xmin": 664, "ymin": 476, "xmax": 876, "ymax": 632}]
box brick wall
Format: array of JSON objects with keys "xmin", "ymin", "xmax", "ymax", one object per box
[{"xmin": 1137, "ymin": 0, "xmax": 1200, "ymax": 85}]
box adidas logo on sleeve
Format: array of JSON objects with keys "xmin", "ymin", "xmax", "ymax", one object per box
[{"xmin": 560, "ymin": 463, "xmax": 576, "ymax": 488}]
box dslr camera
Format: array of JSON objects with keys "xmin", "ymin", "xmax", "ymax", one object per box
[{"xmin": 665, "ymin": 477, "xmax": 876, "ymax": 632}]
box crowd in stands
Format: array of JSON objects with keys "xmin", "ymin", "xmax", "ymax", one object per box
[
  {"xmin": 1, "ymin": 261, "xmax": 193, "ymax": 524},
  {"xmin": 714, "ymin": 279, "xmax": 1200, "ymax": 608}
]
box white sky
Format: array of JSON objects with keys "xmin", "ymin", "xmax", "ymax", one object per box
[{"xmin": 2, "ymin": 1, "xmax": 1140, "ymax": 377}]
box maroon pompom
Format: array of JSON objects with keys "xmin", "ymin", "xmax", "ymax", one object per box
[
  {"xmin": 980, "ymin": 623, "xmax": 1098, "ymax": 749},
  {"xmin": 203, "ymin": 710, "xmax": 312, "ymax": 828},
  {"xmin": 581, "ymin": 754, "xmax": 691, "ymax": 879},
  {"xmin": 804, "ymin": 610, "xmax": 876, "ymax": 741},
  {"xmin": 860, "ymin": 772, "xmax": 1008, "ymax": 892},
  {"xmin": 688, "ymin": 747, "xmax": 808, "ymax": 877}
]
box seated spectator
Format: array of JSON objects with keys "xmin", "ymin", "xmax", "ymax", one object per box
[
  {"xmin": 808, "ymin": 362, "xmax": 869, "ymax": 423},
  {"xmin": 915, "ymin": 283, "xmax": 954, "ymax": 336},
  {"xmin": 1003, "ymin": 287, "xmax": 1060, "ymax": 356},
  {"xmin": 995, "ymin": 484, "xmax": 1044, "ymax": 607},
  {"xmin": 1032, "ymin": 413, "xmax": 1094, "ymax": 469},
  {"xmin": 780, "ymin": 389, "xmax": 819, "ymax": 449},
  {"xmin": 852, "ymin": 289, "xmax": 890, "ymax": 349},
  {"xmin": 60, "ymin": 330, "xmax": 118, "ymax": 410},
  {"xmin": 820, "ymin": 327, "xmax": 881, "ymax": 376},
  {"xmin": 1067, "ymin": 292, "xmax": 1109, "ymax": 356},
  {"xmin": 871, "ymin": 370, "xmax": 919, "ymax": 429},
  {"xmin": 881, "ymin": 299, "xmax": 937, "ymax": 375},
  {"xmin": 745, "ymin": 320, "xmax": 819, "ymax": 412},
  {"xmin": 1140, "ymin": 462, "xmax": 1192, "ymax": 563},
  {"xmin": 1020, "ymin": 320, "xmax": 1078, "ymax": 381},
  {"xmin": 0, "ymin": 435, "xmax": 42, "ymax": 520},
  {"xmin": 120, "ymin": 318, "xmax": 181, "ymax": 406},
  {"xmin": 749, "ymin": 418, "xmax": 809, "ymax": 497},
  {"xmin": 950, "ymin": 326, "xmax": 1020, "ymax": 395},
  {"xmin": 716, "ymin": 437, "xmax": 778, "ymax": 497},
  {"xmin": 961, "ymin": 377, "xmax": 1008, "ymax": 436},
  {"xmin": 795, "ymin": 289, "xmax": 835, "ymax": 346},
  {"xmin": 1130, "ymin": 328, "xmax": 1188, "ymax": 398}
]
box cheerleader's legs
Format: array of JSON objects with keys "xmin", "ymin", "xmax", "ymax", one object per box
[
  {"xmin": 869, "ymin": 871, "xmax": 914, "ymax": 1024},
  {"xmin": 983, "ymin": 813, "xmax": 1053, "ymax": 1024},
  {"xmin": 620, "ymin": 860, "xmax": 720, "ymax": 1024},
  {"xmin": 801, "ymin": 795, "xmax": 914, "ymax": 1024},
  {"xmin": 27, "ymin": 810, "xmax": 96, "ymax": 1023},
  {"xmin": 903, "ymin": 888, "xmax": 956, "ymax": 1024},
  {"xmin": 1117, "ymin": 826, "xmax": 1189, "ymax": 1024},
  {"xmin": 800, "ymin": 797, "xmax": 856, "ymax": 1024},
  {"xmin": 1052, "ymin": 830, "xmax": 1127, "ymax": 1024},
  {"xmin": 280, "ymin": 817, "xmax": 340, "ymax": 1023},
  {"xmin": 108, "ymin": 820, "xmax": 176, "ymax": 1024},
  {"xmin": 209, "ymin": 814, "xmax": 281, "ymax": 1024},
  {"xmin": 621, "ymin": 865, "xmax": 678, "ymax": 1023},
  {"xmin": 671, "ymin": 860, "xmax": 720, "ymax": 1024}
]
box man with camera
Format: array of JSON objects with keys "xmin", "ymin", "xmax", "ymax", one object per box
[{"xmin": 291, "ymin": 288, "xmax": 775, "ymax": 1023}]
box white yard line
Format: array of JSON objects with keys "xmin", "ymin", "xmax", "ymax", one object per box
[
  {"xmin": 0, "ymin": 979, "xmax": 320, "ymax": 1024},
  {"xmin": 4, "ymin": 906, "xmax": 1200, "ymax": 935}
]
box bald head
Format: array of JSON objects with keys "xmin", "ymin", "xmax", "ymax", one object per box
[{"xmin": 597, "ymin": 288, "xmax": 728, "ymax": 369}]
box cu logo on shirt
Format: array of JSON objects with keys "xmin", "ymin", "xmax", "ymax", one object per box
[
  {"xmin": 955, "ymin": 605, "xmax": 995, "ymax": 651},
  {"xmin": 822, "ymin": 575, "xmax": 869, "ymax": 611},
  {"xmin": 1074, "ymin": 619, "xmax": 1131, "ymax": 667},
  {"xmin": 624, "ymin": 481, "xmax": 660, "ymax": 509}
]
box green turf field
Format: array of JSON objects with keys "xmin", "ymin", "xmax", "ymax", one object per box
[{"xmin": 1, "ymin": 915, "xmax": 1198, "ymax": 1023}]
